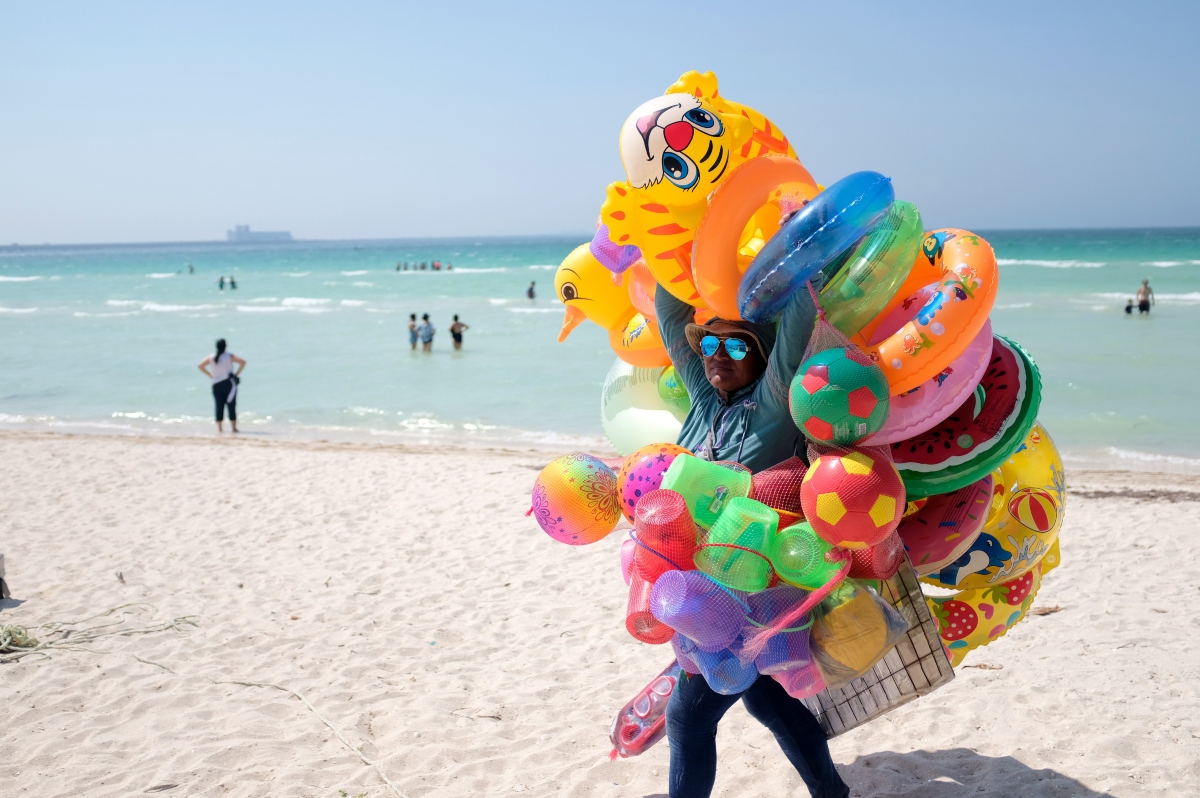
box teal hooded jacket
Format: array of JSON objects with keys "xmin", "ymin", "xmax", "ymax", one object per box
[{"xmin": 655, "ymin": 281, "xmax": 821, "ymax": 472}]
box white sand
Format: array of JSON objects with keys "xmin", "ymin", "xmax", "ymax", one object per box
[{"xmin": 1, "ymin": 432, "xmax": 1198, "ymax": 797}]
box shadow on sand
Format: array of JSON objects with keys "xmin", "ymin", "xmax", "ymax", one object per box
[{"xmin": 642, "ymin": 747, "xmax": 1114, "ymax": 798}]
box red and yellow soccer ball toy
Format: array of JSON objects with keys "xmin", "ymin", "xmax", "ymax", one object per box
[{"xmin": 799, "ymin": 449, "xmax": 905, "ymax": 549}]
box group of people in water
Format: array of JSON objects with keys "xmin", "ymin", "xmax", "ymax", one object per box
[
  {"xmin": 1125, "ymin": 278, "xmax": 1156, "ymax": 315},
  {"xmin": 396, "ymin": 261, "xmax": 452, "ymax": 271},
  {"xmin": 407, "ymin": 313, "xmax": 469, "ymax": 352},
  {"xmin": 217, "ymin": 275, "xmax": 238, "ymax": 290}
]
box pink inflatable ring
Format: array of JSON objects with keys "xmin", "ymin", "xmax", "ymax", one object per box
[
  {"xmin": 862, "ymin": 320, "xmax": 992, "ymax": 446},
  {"xmin": 896, "ymin": 474, "xmax": 993, "ymax": 576}
]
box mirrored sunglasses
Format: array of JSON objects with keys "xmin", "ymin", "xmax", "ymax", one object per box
[{"xmin": 700, "ymin": 335, "xmax": 749, "ymax": 361}]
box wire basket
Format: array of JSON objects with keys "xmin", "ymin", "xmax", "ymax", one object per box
[{"xmin": 798, "ymin": 554, "xmax": 954, "ymax": 737}]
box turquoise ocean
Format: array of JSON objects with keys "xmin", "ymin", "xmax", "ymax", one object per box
[{"xmin": 2, "ymin": 229, "xmax": 1199, "ymax": 471}]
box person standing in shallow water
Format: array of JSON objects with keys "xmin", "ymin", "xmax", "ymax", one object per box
[
  {"xmin": 408, "ymin": 314, "xmax": 419, "ymax": 351},
  {"xmin": 418, "ymin": 314, "xmax": 435, "ymax": 352},
  {"xmin": 198, "ymin": 339, "xmax": 246, "ymax": 433},
  {"xmin": 527, "ymin": 281, "xmax": 536, "ymax": 300},
  {"xmin": 449, "ymin": 315, "xmax": 469, "ymax": 350},
  {"xmin": 1136, "ymin": 279, "xmax": 1154, "ymax": 314}
]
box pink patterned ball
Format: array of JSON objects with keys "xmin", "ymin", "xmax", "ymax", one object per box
[{"xmin": 616, "ymin": 443, "xmax": 691, "ymax": 523}]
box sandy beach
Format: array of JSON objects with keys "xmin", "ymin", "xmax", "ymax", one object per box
[{"xmin": 1, "ymin": 431, "xmax": 1198, "ymax": 798}]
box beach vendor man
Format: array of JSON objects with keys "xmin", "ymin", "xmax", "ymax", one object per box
[{"xmin": 655, "ymin": 281, "xmax": 849, "ymax": 798}]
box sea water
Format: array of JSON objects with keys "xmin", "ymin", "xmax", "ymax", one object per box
[{"xmin": 2, "ymin": 230, "xmax": 1198, "ymax": 471}]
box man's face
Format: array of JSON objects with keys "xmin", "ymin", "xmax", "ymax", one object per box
[{"xmin": 702, "ymin": 335, "xmax": 765, "ymax": 394}]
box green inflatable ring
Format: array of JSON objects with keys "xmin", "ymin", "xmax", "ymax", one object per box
[
  {"xmin": 819, "ymin": 201, "xmax": 923, "ymax": 338},
  {"xmin": 892, "ymin": 335, "xmax": 1042, "ymax": 499}
]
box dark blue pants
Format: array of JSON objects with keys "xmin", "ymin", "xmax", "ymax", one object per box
[
  {"xmin": 212, "ymin": 378, "xmax": 237, "ymax": 422},
  {"xmin": 666, "ymin": 673, "xmax": 849, "ymax": 798}
]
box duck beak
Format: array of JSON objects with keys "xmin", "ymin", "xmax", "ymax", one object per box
[{"xmin": 558, "ymin": 305, "xmax": 587, "ymax": 342}]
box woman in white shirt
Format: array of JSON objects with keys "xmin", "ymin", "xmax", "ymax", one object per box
[{"xmin": 198, "ymin": 339, "xmax": 247, "ymax": 432}]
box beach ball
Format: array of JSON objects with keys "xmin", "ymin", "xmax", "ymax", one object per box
[
  {"xmin": 530, "ymin": 453, "xmax": 620, "ymax": 545},
  {"xmin": 799, "ymin": 449, "xmax": 905, "ymax": 549},
  {"xmin": 657, "ymin": 366, "xmax": 691, "ymax": 414},
  {"xmin": 616, "ymin": 442, "xmax": 691, "ymax": 522},
  {"xmin": 790, "ymin": 348, "xmax": 889, "ymax": 445},
  {"xmin": 1008, "ymin": 488, "xmax": 1058, "ymax": 533}
]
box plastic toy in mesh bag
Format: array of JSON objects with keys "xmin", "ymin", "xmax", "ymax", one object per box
[
  {"xmin": 694, "ymin": 496, "xmax": 778, "ymax": 592},
  {"xmin": 626, "ymin": 570, "xmax": 675, "ymax": 644},
  {"xmin": 847, "ymin": 529, "xmax": 906, "ymax": 580},
  {"xmin": 650, "ymin": 569, "xmax": 748, "ymax": 653},
  {"xmin": 773, "ymin": 659, "xmax": 826, "ymax": 699},
  {"xmin": 744, "ymin": 585, "xmax": 814, "ymax": 675},
  {"xmin": 750, "ymin": 456, "xmax": 808, "ymax": 527},
  {"xmin": 801, "ymin": 441, "xmax": 906, "ymax": 551},
  {"xmin": 693, "ymin": 639, "xmax": 759, "ymax": 695},
  {"xmin": 671, "ymin": 632, "xmax": 702, "ymax": 675},
  {"xmin": 632, "ymin": 489, "xmax": 697, "ymax": 583},
  {"xmin": 659, "ymin": 454, "xmax": 752, "ymax": 530},
  {"xmin": 789, "ymin": 293, "xmax": 891, "ymax": 449},
  {"xmin": 609, "ymin": 660, "xmax": 678, "ymax": 759},
  {"xmin": 770, "ymin": 520, "xmax": 842, "ymax": 590},
  {"xmin": 810, "ymin": 581, "xmax": 909, "ymax": 690}
]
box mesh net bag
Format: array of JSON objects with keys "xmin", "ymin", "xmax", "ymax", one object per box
[
  {"xmin": 745, "ymin": 585, "xmax": 814, "ymax": 675},
  {"xmin": 694, "ymin": 497, "xmax": 778, "ymax": 592},
  {"xmin": 693, "ymin": 642, "xmax": 759, "ymax": 695},
  {"xmin": 750, "ymin": 456, "xmax": 809, "ymax": 524},
  {"xmin": 650, "ymin": 569, "xmax": 748, "ymax": 653},
  {"xmin": 770, "ymin": 521, "xmax": 841, "ymax": 590},
  {"xmin": 773, "ymin": 660, "xmax": 826, "ymax": 699},
  {"xmin": 671, "ymin": 632, "xmax": 702, "ymax": 675},
  {"xmin": 810, "ymin": 581, "xmax": 909, "ymax": 690},
  {"xmin": 632, "ymin": 489, "xmax": 698, "ymax": 584},
  {"xmin": 620, "ymin": 535, "xmax": 636, "ymax": 586},
  {"xmin": 626, "ymin": 570, "xmax": 674, "ymax": 645},
  {"xmin": 660, "ymin": 455, "xmax": 753, "ymax": 530},
  {"xmin": 847, "ymin": 530, "xmax": 906, "ymax": 580}
]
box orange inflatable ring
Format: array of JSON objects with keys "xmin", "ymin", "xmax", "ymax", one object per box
[
  {"xmin": 862, "ymin": 229, "xmax": 998, "ymax": 396},
  {"xmin": 692, "ymin": 156, "xmax": 819, "ymax": 320}
]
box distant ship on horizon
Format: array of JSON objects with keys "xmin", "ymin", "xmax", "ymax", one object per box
[{"xmin": 226, "ymin": 224, "xmax": 293, "ymax": 243}]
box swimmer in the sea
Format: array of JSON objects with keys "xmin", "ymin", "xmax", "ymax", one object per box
[
  {"xmin": 1136, "ymin": 279, "xmax": 1154, "ymax": 314},
  {"xmin": 449, "ymin": 315, "xmax": 469, "ymax": 350}
]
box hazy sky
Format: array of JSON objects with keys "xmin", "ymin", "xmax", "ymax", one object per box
[{"xmin": 2, "ymin": 1, "xmax": 1197, "ymax": 244}]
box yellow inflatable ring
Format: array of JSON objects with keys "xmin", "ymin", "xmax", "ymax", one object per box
[
  {"xmin": 927, "ymin": 558, "xmax": 1045, "ymax": 667},
  {"xmin": 859, "ymin": 229, "xmax": 998, "ymax": 396},
  {"xmin": 922, "ymin": 423, "xmax": 1065, "ymax": 591}
]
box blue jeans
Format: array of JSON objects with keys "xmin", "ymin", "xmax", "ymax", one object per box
[{"xmin": 666, "ymin": 673, "xmax": 849, "ymax": 798}]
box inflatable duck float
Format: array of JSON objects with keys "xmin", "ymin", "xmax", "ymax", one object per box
[{"xmin": 555, "ymin": 244, "xmax": 671, "ymax": 368}]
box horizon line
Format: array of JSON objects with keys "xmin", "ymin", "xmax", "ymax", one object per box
[{"xmin": 5, "ymin": 224, "xmax": 1200, "ymax": 250}]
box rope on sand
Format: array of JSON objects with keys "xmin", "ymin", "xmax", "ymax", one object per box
[
  {"xmin": 208, "ymin": 678, "xmax": 408, "ymax": 798},
  {"xmin": 0, "ymin": 603, "xmax": 407, "ymax": 797},
  {"xmin": 0, "ymin": 603, "xmax": 198, "ymax": 663}
]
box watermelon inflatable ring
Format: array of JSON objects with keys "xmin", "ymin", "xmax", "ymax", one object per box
[
  {"xmin": 862, "ymin": 319, "xmax": 993, "ymax": 446},
  {"xmin": 892, "ymin": 336, "xmax": 1041, "ymax": 498}
]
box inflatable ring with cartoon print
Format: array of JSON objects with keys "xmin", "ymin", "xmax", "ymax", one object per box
[
  {"xmin": 858, "ymin": 229, "xmax": 999, "ymax": 396},
  {"xmin": 922, "ymin": 423, "xmax": 1065, "ymax": 592}
]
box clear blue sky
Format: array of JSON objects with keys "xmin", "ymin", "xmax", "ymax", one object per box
[{"xmin": 2, "ymin": 1, "xmax": 1197, "ymax": 244}]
